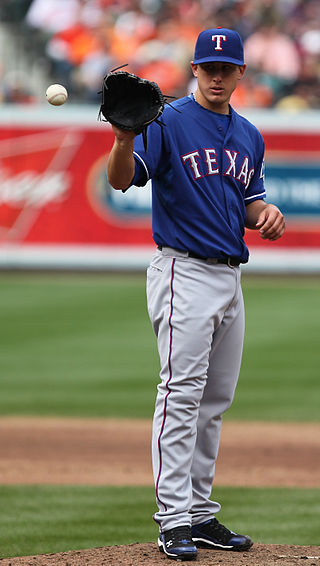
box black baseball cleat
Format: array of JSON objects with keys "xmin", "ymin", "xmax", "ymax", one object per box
[
  {"xmin": 191, "ymin": 518, "xmax": 253, "ymax": 551},
  {"xmin": 158, "ymin": 525, "xmax": 198, "ymax": 561}
]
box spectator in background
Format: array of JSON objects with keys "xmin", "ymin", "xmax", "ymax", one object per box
[
  {"xmin": 230, "ymin": 70, "xmax": 274, "ymax": 109},
  {"xmin": 299, "ymin": 25, "xmax": 320, "ymax": 59},
  {"xmin": 1, "ymin": 0, "xmax": 318, "ymax": 108},
  {"xmin": 75, "ymin": 16, "xmax": 117, "ymax": 102},
  {"xmin": 109, "ymin": 5, "xmax": 156, "ymax": 63},
  {"xmin": 275, "ymin": 81, "xmax": 315, "ymax": 111},
  {"xmin": 244, "ymin": 16, "xmax": 301, "ymax": 103},
  {"xmin": 25, "ymin": 0, "xmax": 83, "ymax": 34},
  {"xmin": 45, "ymin": 19, "xmax": 105, "ymax": 95},
  {"xmin": 297, "ymin": 21, "xmax": 320, "ymax": 88},
  {"xmin": 0, "ymin": 70, "xmax": 36, "ymax": 103},
  {"xmin": 42, "ymin": 1, "xmax": 109, "ymax": 98},
  {"xmin": 133, "ymin": 19, "xmax": 199, "ymax": 96}
]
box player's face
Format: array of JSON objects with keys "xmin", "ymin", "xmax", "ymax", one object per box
[{"xmin": 191, "ymin": 62, "xmax": 246, "ymax": 114}]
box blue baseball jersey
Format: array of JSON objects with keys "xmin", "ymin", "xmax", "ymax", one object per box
[{"xmin": 130, "ymin": 94, "xmax": 266, "ymax": 262}]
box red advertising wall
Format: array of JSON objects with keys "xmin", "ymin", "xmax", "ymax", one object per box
[
  {"xmin": 0, "ymin": 122, "xmax": 153, "ymax": 248},
  {"xmin": 245, "ymin": 129, "xmax": 320, "ymax": 249},
  {"xmin": 0, "ymin": 107, "xmax": 319, "ymax": 269}
]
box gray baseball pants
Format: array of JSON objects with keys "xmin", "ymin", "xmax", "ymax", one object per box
[{"xmin": 146, "ymin": 247, "xmax": 245, "ymax": 532}]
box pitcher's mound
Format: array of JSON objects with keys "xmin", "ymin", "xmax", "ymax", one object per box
[{"xmin": 1, "ymin": 543, "xmax": 319, "ymax": 565}]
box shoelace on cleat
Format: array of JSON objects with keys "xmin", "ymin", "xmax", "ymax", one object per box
[
  {"xmin": 204, "ymin": 519, "xmax": 233, "ymax": 544},
  {"xmin": 164, "ymin": 525, "xmax": 193, "ymax": 546}
]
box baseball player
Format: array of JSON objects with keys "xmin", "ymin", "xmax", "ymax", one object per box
[{"xmin": 107, "ymin": 28, "xmax": 285, "ymax": 561}]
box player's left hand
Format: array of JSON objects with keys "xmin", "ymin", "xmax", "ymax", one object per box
[{"xmin": 256, "ymin": 204, "xmax": 285, "ymax": 241}]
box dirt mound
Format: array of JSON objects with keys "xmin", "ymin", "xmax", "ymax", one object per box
[
  {"xmin": 1, "ymin": 543, "xmax": 320, "ymax": 566},
  {"xmin": 0, "ymin": 418, "xmax": 319, "ymax": 564},
  {"xmin": 0, "ymin": 418, "xmax": 319, "ymax": 487}
]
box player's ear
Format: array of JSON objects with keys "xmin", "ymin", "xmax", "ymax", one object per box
[
  {"xmin": 190, "ymin": 62, "xmax": 198, "ymax": 77},
  {"xmin": 238, "ymin": 64, "xmax": 246, "ymax": 79}
]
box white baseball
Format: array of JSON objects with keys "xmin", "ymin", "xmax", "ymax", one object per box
[{"xmin": 46, "ymin": 84, "xmax": 68, "ymax": 106}]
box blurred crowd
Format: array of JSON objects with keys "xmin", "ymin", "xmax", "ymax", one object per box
[{"xmin": 0, "ymin": 0, "xmax": 320, "ymax": 110}]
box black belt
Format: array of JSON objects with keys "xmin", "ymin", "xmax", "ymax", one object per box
[{"xmin": 157, "ymin": 246, "xmax": 241, "ymax": 267}]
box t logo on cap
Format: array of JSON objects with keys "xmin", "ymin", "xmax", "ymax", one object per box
[
  {"xmin": 212, "ymin": 35, "xmax": 227, "ymax": 51},
  {"xmin": 193, "ymin": 28, "xmax": 244, "ymax": 66}
]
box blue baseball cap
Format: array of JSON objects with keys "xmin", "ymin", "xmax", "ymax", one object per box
[{"xmin": 193, "ymin": 28, "xmax": 244, "ymax": 65}]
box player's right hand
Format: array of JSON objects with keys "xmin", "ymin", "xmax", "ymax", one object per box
[{"xmin": 112, "ymin": 125, "xmax": 136, "ymax": 142}]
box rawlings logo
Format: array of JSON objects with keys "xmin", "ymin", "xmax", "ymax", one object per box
[{"xmin": 212, "ymin": 34, "xmax": 227, "ymax": 51}]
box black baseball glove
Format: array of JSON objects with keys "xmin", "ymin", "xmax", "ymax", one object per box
[{"xmin": 98, "ymin": 65, "xmax": 165, "ymax": 150}]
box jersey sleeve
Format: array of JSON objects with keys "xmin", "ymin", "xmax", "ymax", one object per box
[
  {"xmin": 131, "ymin": 120, "xmax": 166, "ymax": 187},
  {"xmin": 244, "ymin": 134, "xmax": 266, "ymax": 205}
]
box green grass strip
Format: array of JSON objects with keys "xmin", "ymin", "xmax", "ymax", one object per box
[
  {"xmin": 0, "ymin": 485, "xmax": 319, "ymax": 558},
  {"xmin": 0, "ymin": 273, "xmax": 319, "ymax": 420}
]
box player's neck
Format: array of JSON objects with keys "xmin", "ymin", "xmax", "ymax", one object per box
[{"xmin": 193, "ymin": 90, "xmax": 230, "ymax": 115}]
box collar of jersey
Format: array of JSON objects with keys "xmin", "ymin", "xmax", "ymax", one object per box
[{"xmin": 189, "ymin": 93, "xmax": 232, "ymax": 119}]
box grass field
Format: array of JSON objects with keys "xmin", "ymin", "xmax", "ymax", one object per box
[
  {"xmin": 0, "ymin": 272, "xmax": 319, "ymax": 420},
  {"xmin": 0, "ymin": 485, "xmax": 319, "ymax": 559},
  {"xmin": 0, "ymin": 272, "xmax": 319, "ymax": 558}
]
